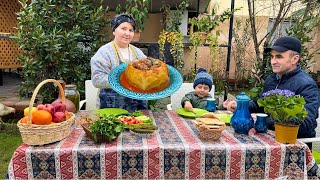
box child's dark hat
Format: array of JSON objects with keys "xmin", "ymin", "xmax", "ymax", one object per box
[{"xmin": 193, "ymin": 68, "xmax": 213, "ymax": 91}]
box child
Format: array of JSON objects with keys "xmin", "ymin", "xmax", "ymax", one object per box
[{"xmin": 181, "ymin": 68, "xmax": 213, "ymax": 112}]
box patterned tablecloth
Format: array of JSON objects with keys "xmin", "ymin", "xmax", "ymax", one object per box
[{"xmin": 7, "ymin": 110, "xmax": 320, "ymax": 179}]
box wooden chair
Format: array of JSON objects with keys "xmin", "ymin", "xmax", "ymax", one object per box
[
  {"xmin": 167, "ymin": 83, "xmax": 215, "ymax": 110},
  {"xmin": 79, "ymin": 80, "xmax": 99, "ymax": 110}
]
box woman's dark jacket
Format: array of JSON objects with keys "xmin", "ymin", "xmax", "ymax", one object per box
[{"xmin": 249, "ymin": 67, "xmax": 320, "ymax": 138}]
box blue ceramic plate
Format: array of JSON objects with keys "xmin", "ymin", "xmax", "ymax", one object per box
[{"xmin": 108, "ymin": 62, "xmax": 183, "ymax": 100}]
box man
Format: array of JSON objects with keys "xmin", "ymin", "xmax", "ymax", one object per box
[{"xmin": 224, "ymin": 36, "xmax": 320, "ymax": 148}]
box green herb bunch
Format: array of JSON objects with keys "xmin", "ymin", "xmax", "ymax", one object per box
[
  {"xmin": 89, "ymin": 115, "xmax": 124, "ymax": 142},
  {"xmin": 257, "ymin": 89, "xmax": 308, "ymax": 124}
]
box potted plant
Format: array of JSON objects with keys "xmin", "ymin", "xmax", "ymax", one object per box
[
  {"xmin": 116, "ymin": 0, "xmax": 150, "ymax": 41},
  {"xmin": 187, "ymin": 5, "xmax": 235, "ymax": 82},
  {"xmin": 158, "ymin": 0, "xmax": 189, "ymax": 72},
  {"xmin": 189, "ymin": 7, "xmax": 233, "ymax": 43},
  {"xmin": 257, "ymin": 89, "xmax": 308, "ymax": 144}
]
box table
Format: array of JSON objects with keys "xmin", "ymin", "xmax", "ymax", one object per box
[{"xmin": 7, "ymin": 110, "xmax": 320, "ymax": 179}]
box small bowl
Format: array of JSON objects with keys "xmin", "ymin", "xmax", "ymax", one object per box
[{"xmin": 81, "ymin": 123, "xmax": 120, "ymax": 143}]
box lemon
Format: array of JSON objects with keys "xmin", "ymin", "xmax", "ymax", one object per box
[{"xmin": 24, "ymin": 107, "xmax": 37, "ymax": 116}]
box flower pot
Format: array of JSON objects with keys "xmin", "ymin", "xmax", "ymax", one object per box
[
  {"xmin": 195, "ymin": 32, "xmax": 207, "ymax": 43},
  {"xmin": 132, "ymin": 32, "xmax": 141, "ymax": 42},
  {"xmin": 274, "ymin": 123, "xmax": 299, "ymax": 144}
]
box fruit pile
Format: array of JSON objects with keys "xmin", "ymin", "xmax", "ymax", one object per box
[{"xmin": 20, "ymin": 101, "xmax": 69, "ymax": 125}]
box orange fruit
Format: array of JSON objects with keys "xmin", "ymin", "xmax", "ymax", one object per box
[
  {"xmin": 65, "ymin": 111, "xmax": 70, "ymax": 120},
  {"xmin": 19, "ymin": 116, "xmax": 29, "ymax": 124},
  {"xmin": 32, "ymin": 110, "xmax": 52, "ymax": 125}
]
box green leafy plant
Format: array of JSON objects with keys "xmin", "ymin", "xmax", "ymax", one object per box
[
  {"xmin": 189, "ymin": 6, "xmax": 233, "ymax": 33},
  {"xmin": 257, "ymin": 89, "xmax": 308, "ymax": 124},
  {"xmin": 187, "ymin": 5, "xmax": 236, "ymax": 82},
  {"xmin": 14, "ymin": 0, "xmax": 108, "ymax": 102},
  {"xmin": 160, "ymin": 0, "xmax": 189, "ymax": 32},
  {"xmin": 158, "ymin": 0, "xmax": 189, "ymax": 72},
  {"xmin": 89, "ymin": 115, "xmax": 124, "ymax": 142},
  {"xmin": 116, "ymin": 0, "xmax": 150, "ymax": 32},
  {"xmin": 158, "ymin": 31, "xmax": 184, "ymax": 71}
]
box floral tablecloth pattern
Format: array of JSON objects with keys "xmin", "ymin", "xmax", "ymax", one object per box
[{"xmin": 7, "ymin": 110, "xmax": 320, "ymax": 179}]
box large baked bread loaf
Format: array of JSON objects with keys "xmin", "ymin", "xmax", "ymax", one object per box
[{"xmin": 124, "ymin": 57, "xmax": 170, "ymax": 91}]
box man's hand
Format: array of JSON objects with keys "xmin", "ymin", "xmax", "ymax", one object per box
[
  {"xmin": 184, "ymin": 101, "xmax": 194, "ymax": 113},
  {"xmin": 223, "ymin": 100, "xmax": 236, "ymax": 112}
]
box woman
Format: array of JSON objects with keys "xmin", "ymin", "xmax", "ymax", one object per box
[{"xmin": 91, "ymin": 14, "xmax": 148, "ymax": 111}]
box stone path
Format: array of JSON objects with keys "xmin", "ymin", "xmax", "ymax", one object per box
[{"xmin": 0, "ymin": 72, "xmax": 29, "ymax": 119}]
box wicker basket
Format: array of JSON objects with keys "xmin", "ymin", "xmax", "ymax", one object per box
[
  {"xmin": 17, "ymin": 79, "xmax": 75, "ymax": 146},
  {"xmin": 196, "ymin": 124, "xmax": 226, "ymax": 141}
]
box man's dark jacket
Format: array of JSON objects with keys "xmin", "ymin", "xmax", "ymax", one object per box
[{"xmin": 249, "ymin": 67, "xmax": 320, "ymax": 138}]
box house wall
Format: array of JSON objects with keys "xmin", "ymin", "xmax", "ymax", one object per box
[{"xmin": 210, "ymin": 0, "xmax": 304, "ymax": 17}]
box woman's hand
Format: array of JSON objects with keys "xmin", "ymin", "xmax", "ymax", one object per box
[
  {"xmin": 184, "ymin": 101, "xmax": 194, "ymax": 113},
  {"xmin": 223, "ymin": 100, "xmax": 236, "ymax": 112}
]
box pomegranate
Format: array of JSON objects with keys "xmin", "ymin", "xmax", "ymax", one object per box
[
  {"xmin": 52, "ymin": 111, "xmax": 66, "ymax": 123},
  {"xmin": 51, "ymin": 101, "xmax": 66, "ymax": 113}
]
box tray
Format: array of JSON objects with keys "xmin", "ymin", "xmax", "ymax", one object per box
[{"xmin": 108, "ymin": 62, "xmax": 183, "ymax": 100}]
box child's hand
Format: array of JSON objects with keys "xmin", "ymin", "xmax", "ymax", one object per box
[
  {"xmin": 184, "ymin": 101, "xmax": 194, "ymax": 113},
  {"xmin": 223, "ymin": 100, "xmax": 236, "ymax": 112}
]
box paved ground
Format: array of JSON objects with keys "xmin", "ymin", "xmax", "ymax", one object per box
[
  {"xmin": 0, "ymin": 72, "xmax": 22, "ymax": 101},
  {"xmin": 0, "ymin": 72, "xmax": 29, "ymax": 119},
  {"xmin": 0, "ymin": 72, "xmax": 28, "ymax": 104}
]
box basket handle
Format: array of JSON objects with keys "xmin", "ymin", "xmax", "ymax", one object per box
[{"xmin": 27, "ymin": 79, "xmax": 66, "ymax": 126}]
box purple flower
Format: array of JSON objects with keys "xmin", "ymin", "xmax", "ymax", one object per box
[{"xmin": 262, "ymin": 89, "xmax": 295, "ymax": 98}]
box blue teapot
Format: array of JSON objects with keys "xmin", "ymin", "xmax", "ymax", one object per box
[{"xmin": 230, "ymin": 92, "xmax": 254, "ymax": 134}]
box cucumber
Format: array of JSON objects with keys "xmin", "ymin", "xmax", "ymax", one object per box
[
  {"xmin": 129, "ymin": 124, "xmax": 158, "ymax": 130},
  {"xmin": 138, "ymin": 124, "xmax": 158, "ymax": 130},
  {"xmin": 131, "ymin": 128, "xmax": 155, "ymax": 134}
]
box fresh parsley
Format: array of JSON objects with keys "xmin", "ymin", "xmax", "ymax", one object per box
[{"xmin": 89, "ymin": 114, "xmax": 124, "ymax": 142}]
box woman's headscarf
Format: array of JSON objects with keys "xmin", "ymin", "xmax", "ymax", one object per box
[{"xmin": 111, "ymin": 14, "xmax": 136, "ymax": 32}]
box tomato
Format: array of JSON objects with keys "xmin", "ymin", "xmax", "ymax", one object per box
[{"xmin": 117, "ymin": 116, "xmax": 143, "ymax": 125}]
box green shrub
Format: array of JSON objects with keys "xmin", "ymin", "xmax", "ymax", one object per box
[{"xmin": 14, "ymin": 0, "xmax": 109, "ymax": 102}]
